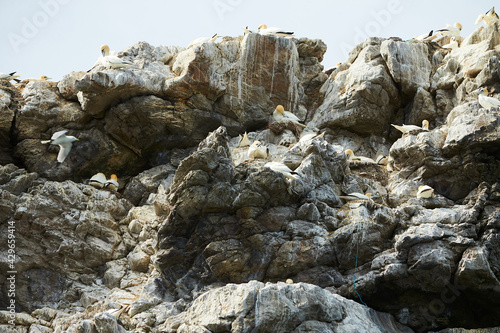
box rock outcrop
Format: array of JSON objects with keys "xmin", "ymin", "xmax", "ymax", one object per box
[{"xmin": 1, "ymin": 22, "xmax": 500, "ymax": 333}]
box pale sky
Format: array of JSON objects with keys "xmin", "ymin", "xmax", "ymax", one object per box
[{"xmin": 0, "ymin": 0, "xmax": 492, "ymax": 81}]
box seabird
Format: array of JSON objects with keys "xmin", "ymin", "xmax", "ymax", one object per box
[
  {"xmin": 99, "ymin": 45, "xmax": 133, "ymax": 69},
  {"xmin": 345, "ymin": 149, "xmax": 376, "ymax": 163},
  {"xmin": 273, "ymin": 105, "xmax": 306, "ymax": 127},
  {"xmin": 187, "ymin": 33, "xmax": 218, "ymax": 48},
  {"xmin": 436, "ymin": 22, "xmax": 462, "ymax": 38},
  {"xmin": 264, "ymin": 161, "xmax": 299, "ymax": 180},
  {"xmin": 417, "ymin": 185, "xmax": 434, "ymax": 198},
  {"xmin": 476, "ymin": 87, "xmax": 500, "ymax": 109},
  {"xmin": 248, "ymin": 140, "xmax": 269, "ymax": 159},
  {"xmin": 376, "ymin": 155, "xmax": 389, "ymax": 166},
  {"xmin": 89, "ymin": 173, "xmax": 107, "ymax": 189},
  {"xmin": 244, "ymin": 26, "xmax": 253, "ymax": 35},
  {"xmin": 258, "ymin": 24, "xmax": 294, "ymax": 37},
  {"xmin": 339, "ymin": 192, "xmax": 373, "ymax": 202},
  {"xmin": 238, "ymin": 132, "xmax": 251, "ymax": 147},
  {"xmin": 0, "ymin": 72, "xmax": 21, "ymax": 83},
  {"xmin": 40, "ymin": 75, "xmax": 52, "ymax": 81},
  {"xmin": 442, "ymin": 37, "xmax": 459, "ymax": 49},
  {"xmin": 391, "ymin": 120, "xmax": 429, "ymax": 134},
  {"xmin": 475, "ymin": 7, "xmax": 499, "ymax": 26},
  {"xmin": 40, "ymin": 130, "xmax": 79, "ymax": 163},
  {"xmin": 413, "ymin": 30, "xmax": 436, "ymax": 42},
  {"xmin": 105, "ymin": 174, "xmax": 119, "ymax": 191}
]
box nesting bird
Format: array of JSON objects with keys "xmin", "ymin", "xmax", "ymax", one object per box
[
  {"xmin": 257, "ymin": 24, "xmax": 294, "ymax": 37},
  {"xmin": 238, "ymin": 132, "xmax": 251, "ymax": 147},
  {"xmin": 442, "ymin": 37, "xmax": 459, "ymax": 50},
  {"xmin": 475, "ymin": 7, "xmax": 499, "ymax": 26},
  {"xmin": 40, "ymin": 130, "xmax": 79, "ymax": 163},
  {"xmin": 187, "ymin": 33, "xmax": 218, "ymax": 48},
  {"xmin": 0, "ymin": 72, "xmax": 21, "ymax": 83},
  {"xmin": 248, "ymin": 141, "xmax": 269, "ymax": 159},
  {"xmin": 40, "ymin": 75, "xmax": 52, "ymax": 81},
  {"xmin": 436, "ymin": 22, "xmax": 462, "ymax": 38},
  {"xmin": 105, "ymin": 174, "xmax": 119, "ymax": 191},
  {"xmin": 339, "ymin": 192, "xmax": 373, "ymax": 202},
  {"xmin": 376, "ymin": 155, "xmax": 389, "ymax": 166},
  {"xmin": 391, "ymin": 120, "xmax": 429, "ymax": 134},
  {"xmin": 273, "ymin": 105, "xmax": 306, "ymax": 127},
  {"xmin": 89, "ymin": 173, "xmax": 107, "ymax": 189},
  {"xmin": 417, "ymin": 185, "xmax": 434, "ymax": 198},
  {"xmin": 99, "ymin": 44, "xmax": 133, "ymax": 69},
  {"xmin": 413, "ymin": 30, "xmax": 436, "ymax": 42},
  {"xmin": 345, "ymin": 149, "xmax": 376, "ymax": 163},
  {"xmin": 476, "ymin": 87, "xmax": 500, "ymax": 109},
  {"xmin": 264, "ymin": 162, "xmax": 299, "ymax": 180}
]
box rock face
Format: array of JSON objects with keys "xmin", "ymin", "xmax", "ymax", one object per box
[{"xmin": 1, "ymin": 23, "xmax": 500, "ymax": 333}]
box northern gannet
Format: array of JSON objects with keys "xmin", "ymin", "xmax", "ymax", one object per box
[
  {"xmin": 475, "ymin": 7, "xmax": 499, "ymax": 26},
  {"xmin": 442, "ymin": 37, "xmax": 459, "ymax": 49},
  {"xmin": 41, "ymin": 130, "xmax": 79, "ymax": 163},
  {"xmin": 297, "ymin": 131, "xmax": 325, "ymax": 146},
  {"xmin": 376, "ymin": 155, "xmax": 389, "ymax": 166},
  {"xmin": 413, "ymin": 30, "xmax": 436, "ymax": 42},
  {"xmin": 264, "ymin": 162, "xmax": 298, "ymax": 180},
  {"xmin": 339, "ymin": 192, "xmax": 373, "ymax": 202},
  {"xmin": 436, "ymin": 22, "xmax": 462, "ymax": 38},
  {"xmin": 40, "ymin": 75, "xmax": 52, "ymax": 81},
  {"xmin": 0, "ymin": 72, "xmax": 21, "ymax": 83},
  {"xmin": 105, "ymin": 174, "xmax": 119, "ymax": 191},
  {"xmin": 345, "ymin": 149, "xmax": 376, "ymax": 163},
  {"xmin": 417, "ymin": 185, "xmax": 434, "ymax": 198},
  {"xmin": 258, "ymin": 24, "xmax": 294, "ymax": 37},
  {"xmin": 89, "ymin": 173, "xmax": 107, "ymax": 189},
  {"xmin": 476, "ymin": 87, "xmax": 500, "ymax": 109},
  {"xmin": 187, "ymin": 33, "xmax": 218, "ymax": 48},
  {"xmin": 99, "ymin": 45, "xmax": 133, "ymax": 69},
  {"xmin": 248, "ymin": 140, "xmax": 269, "ymax": 159},
  {"xmin": 238, "ymin": 132, "xmax": 251, "ymax": 147},
  {"xmin": 391, "ymin": 120, "xmax": 429, "ymax": 134},
  {"xmin": 272, "ymin": 105, "xmax": 306, "ymax": 127}
]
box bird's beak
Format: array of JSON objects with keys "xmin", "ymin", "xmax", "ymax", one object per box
[{"xmin": 76, "ymin": 138, "xmax": 80, "ymax": 141}]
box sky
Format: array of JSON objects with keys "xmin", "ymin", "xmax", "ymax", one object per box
[{"xmin": 0, "ymin": 0, "xmax": 493, "ymax": 81}]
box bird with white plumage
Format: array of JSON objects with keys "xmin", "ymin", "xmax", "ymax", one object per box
[
  {"xmin": 272, "ymin": 105, "xmax": 306, "ymax": 127},
  {"xmin": 258, "ymin": 24, "xmax": 294, "ymax": 37},
  {"xmin": 248, "ymin": 141, "xmax": 269, "ymax": 160},
  {"xmin": 41, "ymin": 130, "xmax": 79, "ymax": 163},
  {"xmin": 476, "ymin": 87, "xmax": 500, "ymax": 109},
  {"xmin": 264, "ymin": 162, "xmax": 299, "ymax": 180},
  {"xmin": 391, "ymin": 120, "xmax": 429, "ymax": 134},
  {"xmin": 475, "ymin": 7, "xmax": 499, "ymax": 26},
  {"xmin": 345, "ymin": 149, "xmax": 376, "ymax": 164}
]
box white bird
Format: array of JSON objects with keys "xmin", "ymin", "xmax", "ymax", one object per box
[
  {"xmin": 476, "ymin": 87, "xmax": 500, "ymax": 109},
  {"xmin": 475, "ymin": 7, "xmax": 499, "ymax": 26},
  {"xmin": 272, "ymin": 105, "xmax": 306, "ymax": 127},
  {"xmin": 436, "ymin": 22, "xmax": 462, "ymax": 38},
  {"xmin": 40, "ymin": 130, "xmax": 79, "ymax": 163},
  {"xmin": 298, "ymin": 131, "xmax": 325, "ymax": 144},
  {"xmin": 238, "ymin": 132, "xmax": 251, "ymax": 147},
  {"xmin": 264, "ymin": 162, "xmax": 299, "ymax": 180},
  {"xmin": 105, "ymin": 174, "xmax": 119, "ymax": 191},
  {"xmin": 99, "ymin": 45, "xmax": 133, "ymax": 69},
  {"xmin": 413, "ymin": 30, "xmax": 436, "ymax": 42},
  {"xmin": 0, "ymin": 72, "xmax": 21, "ymax": 82},
  {"xmin": 391, "ymin": 120, "xmax": 429, "ymax": 134},
  {"xmin": 345, "ymin": 149, "xmax": 376, "ymax": 163},
  {"xmin": 376, "ymin": 155, "xmax": 389, "ymax": 166},
  {"xmin": 258, "ymin": 24, "xmax": 294, "ymax": 37},
  {"xmin": 248, "ymin": 141, "xmax": 269, "ymax": 159},
  {"xmin": 244, "ymin": 26, "xmax": 253, "ymax": 35},
  {"xmin": 89, "ymin": 173, "xmax": 107, "ymax": 189},
  {"xmin": 187, "ymin": 33, "xmax": 218, "ymax": 48},
  {"xmin": 40, "ymin": 75, "xmax": 52, "ymax": 81},
  {"xmin": 442, "ymin": 37, "xmax": 459, "ymax": 50},
  {"xmin": 339, "ymin": 192, "xmax": 373, "ymax": 202},
  {"xmin": 417, "ymin": 185, "xmax": 434, "ymax": 198}
]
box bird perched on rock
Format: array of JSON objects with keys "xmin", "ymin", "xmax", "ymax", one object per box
[
  {"xmin": 339, "ymin": 192, "xmax": 373, "ymax": 202},
  {"xmin": 40, "ymin": 75, "xmax": 52, "ymax": 81},
  {"xmin": 187, "ymin": 33, "xmax": 218, "ymax": 48},
  {"xmin": 89, "ymin": 173, "xmax": 107, "ymax": 189},
  {"xmin": 248, "ymin": 141, "xmax": 269, "ymax": 159},
  {"xmin": 391, "ymin": 120, "xmax": 429, "ymax": 134},
  {"xmin": 273, "ymin": 105, "xmax": 306, "ymax": 127},
  {"xmin": 442, "ymin": 37, "xmax": 459, "ymax": 50},
  {"xmin": 417, "ymin": 185, "xmax": 434, "ymax": 198},
  {"xmin": 412, "ymin": 30, "xmax": 436, "ymax": 42},
  {"xmin": 264, "ymin": 162, "xmax": 299, "ymax": 180},
  {"xmin": 476, "ymin": 87, "xmax": 500, "ymax": 109},
  {"xmin": 297, "ymin": 131, "xmax": 325, "ymax": 145},
  {"xmin": 258, "ymin": 24, "xmax": 294, "ymax": 37},
  {"xmin": 105, "ymin": 174, "xmax": 119, "ymax": 191},
  {"xmin": 99, "ymin": 45, "xmax": 133, "ymax": 69},
  {"xmin": 376, "ymin": 155, "xmax": 389, "ymax": 166},
  {"xmin": 0, "ymin": 72, "xmax": 21, "ymax": 83},
  {"xmin": 345, "ymin": 149, "xmax": 376, "ymax": 163},
  {"xmin": 238, "ymin": 132, "xmax": 251, "ymax": 147},
  {"xmin": 40, "ymin": 130, "xmax": 79, "ymax": 163},
  {"xmin": 475, "ymin": 7, "xmax": 499, "ymax": 26},
  {"xmin": 436, "ymin": 22, "xmax": 462, "ymax": 38}
]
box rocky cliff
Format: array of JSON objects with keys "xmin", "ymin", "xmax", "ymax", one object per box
[{"xmin": 1, "ymin": 24, "xmax": 500, "ymax": 333}]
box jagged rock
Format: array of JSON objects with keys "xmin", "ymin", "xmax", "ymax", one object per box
[
  {"xmin": 123, "ymin": 164, "xmax": 176, "ymax": 205},
  {"xmin": 94, "ymin": 312, "xmax": 127, "ymax": 333}
]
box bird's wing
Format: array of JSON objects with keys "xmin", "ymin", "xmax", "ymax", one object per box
[
  {"xmin": 485, "ymin": 96, "xmax": 500, "ymax": 106},
  {"xmin": 52, "ymin": 130, "xmax": 68, "ymax": 140},
  {"xmin": 475, "ymin": 14, "xmax": 484, "ymax": 25},
  {"xmin": 57, "ymin": 142, "xmax": 73, "ymax": 163}
]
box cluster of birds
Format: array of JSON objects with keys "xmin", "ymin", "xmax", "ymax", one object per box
[{"xmin": 88, "ymin": 173, "xmax": 119, "ymax": 191}]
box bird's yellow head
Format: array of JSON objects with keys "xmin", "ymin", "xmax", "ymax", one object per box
[
  {"xmin": 110, "ymin": 174, "xmax": 118, "ymax": 181},
  {"xmin": 418, "ymin": 185, "xmax": 424, "ymax": 190},
  {"xmin": 455, "ymin": 22, "xmax": 463, "ymax": 31},
  {"xmin": 276, "ymin": 105, "xmax": 285, "ymax": 114},
  {"xmin": 258, "ymin": 24, "xmax": 268, "ymax": 30},
  {"xmin": 422, "ymin": 120, "xmax": 429, "ymax": 129},
  {"xmin": 100, "ymin": 44, "xmax": 110, "ymax": 57},
  {"xmin": 365, "ymin": 193, "xmax": 372, "ymax": 198},
  {"xmin": 345, "ymin": 149, "xmax": 354, "ymax": 158},
  {"xmin": 40, "ymin": 75, "xmax": 51, "ymax": 80}
]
